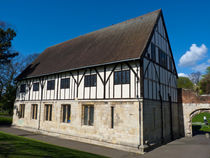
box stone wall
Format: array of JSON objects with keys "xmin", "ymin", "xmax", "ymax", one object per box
[
  {"xmin": 143, "ymin": 99, "xmax": 180, "ymax": 148},
  {"xmin": 178, "ymin": 89, "xmax": 210, "ymax": 136},
  {"xmin": 13, "ymin": 100, "xmax": 141, "ymax": 153}
]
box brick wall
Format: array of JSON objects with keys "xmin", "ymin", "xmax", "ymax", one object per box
[{"xmin": 178, "ymin": 88, "xmax": 210, "ymax": 104}]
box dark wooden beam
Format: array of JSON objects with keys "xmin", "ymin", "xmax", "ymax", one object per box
[{"xmin": 125, "ymin": 62, "xmax": 140, "ymax": 81}]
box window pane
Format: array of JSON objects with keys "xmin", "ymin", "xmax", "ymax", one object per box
[
  {"xmin": 111, "ymin": 107, "xmax": 114, "ymax": 128},
  {"xmin": 32, "ymin": 105, "xmax": 35, "ymax": 119},
  {"xmin": 46, "ymin": 105, "xmax": 48, "ymax": 120},
  {"xmin": 84, "ymin": 75, "xmax": 96, "ymax": 87},
  {"xmin": 84, "ymin": 106, "xmax": 88, "ymax": 125},
  {"xmin": 67, "ymin": 105, "xmax": 71, "ymax": 123},
  {"xmin": 91, "ymin": 75, "xmax": 97, "ymax": 86},
  {"xmin": 47, "ymin": 80, "xmax": 55, "ymax": 90},
  {"xmin": 20, "ymin": 104, "xmax": 25, "ymax": 118},
  {"xmin": 20, "ymin": 84, "xmax": 26, "ymax": 93},
  {"xmin": 125, "ymin": 70, "xmax": 130, "ymax": 84},
  {"xmin": 84, "ymin": 76, "xmax": 89, "ymax": 87},
  {"xmin": 151, "ymin": 43, "xmax": 156, "ymax": 61},
  {"xmin": 61, "ymin": 78, "xmax": 70, "ymax": 89},
  {"xmin": 114, "ymin": 72, "xmax": 118, "ymax": 85},
  {"xmin": 35, "ymin": 105, "xmax": 38, "ymax": 119},
  {"xmin": 122, "ymin": 71, "xmax": 126, "ymax": 84},
  {"xmin": 114, "ymin": 70, "xmax": 130, "ymax": 85},
  {"xmin": 23, "ymin": 105, "xmax": 25, "ymax": 118},
  {"xmin": 49, "ymin": 105, "xmax": 52, "ymax": 121},
  {"xmin": 114, "ymin": 71, "xmax": 121, "ymax": 85},
  {"xmin": 33, "ymin": 83, "xmax": 39, "ymax": 91},
  {"xmin": 89, "ymin": 106, "xmax": 94, "ymax": 126},
  {"xmin": 63, "ymin": 105, "xmax": 66, "ymax": 122}
]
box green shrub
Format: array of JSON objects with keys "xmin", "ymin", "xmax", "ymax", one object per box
[{"xmin": 0, "ymin": 116, "xmax": 12, "ymax": 125}]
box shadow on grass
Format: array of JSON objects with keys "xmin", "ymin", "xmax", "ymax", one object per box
[{"xmin": 0, "ymin": 131, "xmax": 106, "ymax": 158}]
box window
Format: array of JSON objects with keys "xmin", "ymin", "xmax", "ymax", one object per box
[
  {"xmin": 159, "ymin": 49, "xmax": 168, "ymax": 68},
  {"xmin": 84, "ymin": 74, "xmax": 97, "ymax": 87},
  {"xmin": 114, "ymin": 70, "xmax": 130, "ymax": 85},
  {"xmin": 47, "ymin": 80, "xmax": 55, "ymax": 90},
  {"xmin": 45, "ymin": 104, "xmax": 52, "ymax": 121},
  {"xmin": 151, "ymin": 43, "xmax": 156, "ymax": 62},
  {"xmin": 19, "ymin": 104, "xmax": 25, "ymax": 118},
  {"xmin": 31, "ymin": 104, "xmax": 38, "ymax": 120},
  {"xmin": 61, "ymin": 105, "xmax": 71, "ymax": 123},
  {"xmin": 20, "ymin": 84, "xmax": 26, "ymax": 93},
  {"xmin": 169, "ymin": 58, "xmax": 173, "ymax": 71},
  {"xmin": 33, "ymin": 83, "xmax": 39, "ymax": 91},
  {"xmin": 61, "ymin": 78, "xmax": 70, "ymax": 89},
  {"xmin": 82, "ymin": 105, "xmax": 94, "ymax": 126},
  {"xmin": 111, "ymin": 107, "xmax": 114, "ymax": 128}
]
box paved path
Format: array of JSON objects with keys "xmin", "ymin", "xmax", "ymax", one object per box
[{"xmin": 0, "ymin": 126, "xmax": 210, "ymax": 158}]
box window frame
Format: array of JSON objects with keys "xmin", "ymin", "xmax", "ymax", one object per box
[
  {"xmin": 111, "ymin": 106, "xmax": 114, "ymax": 128},
  {"xmin": 33, "ymin": 82, "xmax": 39, "ymax": 91},
  {"xmin": 82, "ymin": 105, "xmax": 94, "ymax": 126},
  {"xmin": 151, "ymin": 43, "xmax": 156, "ymax": 62},
  {"xmin": 19, "ymin": 104, "xmax": 25, "ymax": 118},
  {"xmin": 47, "ymin": 80, "xmax": 55, "ymax": 90},
  {"xmin": 45, "ymin": 104, "xmax": 52, "ymax": 121},
  {"xmin": 114, "ymin": 70, "xmax": 130, "ymax": 85},
  {"xmin": 60, "ymin": 78, "xmax": 70, "ymax": 89},
  {"xmin": 61, "ymin": 104, "xmax": 71, "ymax": 123},
  {"xmin": 20, "ymin": 84, "xmax": 26, "ymax": 93},
  {"xmin": 31, "ymin": 104, "xmax": 38, "ymax": 120},
  {"xmin": 158, "ymin": 49, "xmax": 168, "ymax": 69},
  {"xmin": 84, "ymin": 74, "xmax": 97, "ymax": 87}
]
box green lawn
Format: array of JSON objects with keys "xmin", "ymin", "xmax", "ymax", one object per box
[
  {"xmin": 0, "ymin": 131, "xmax": 107, "ymax": 158},
  {"xmin": 192, "ymin": 112, "xmax": 210, "ymax": 132}
]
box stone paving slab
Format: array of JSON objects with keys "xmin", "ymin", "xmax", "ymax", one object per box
[{"xmin": 0, "ymin": 126, "xmax": 210, "ymax": 158}]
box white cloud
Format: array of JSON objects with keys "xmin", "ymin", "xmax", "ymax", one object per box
[
  {"xmin": 192, "ymin": 63, "xmax": 210, "ymax": 72},
  {"xmin": 179, "ymin": 44, "xmax": 207, "ymax": 67},
  {"xmin": 178, "ymin": 73, "xmax": 188, "ymax": 77}
]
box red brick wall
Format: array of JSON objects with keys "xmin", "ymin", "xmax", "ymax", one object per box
[{"xmin": 178, "ymin": 88, "xmax": 210, "ymax": 103}]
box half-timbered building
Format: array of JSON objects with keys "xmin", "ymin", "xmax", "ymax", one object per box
[{"xmin": 13, "ymin": 9, "xmax": 181, "ymax": 153}]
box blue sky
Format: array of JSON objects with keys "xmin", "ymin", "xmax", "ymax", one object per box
[{"xmin": 0, "ymin": 0, "xmax": 210, "ymax": 76}]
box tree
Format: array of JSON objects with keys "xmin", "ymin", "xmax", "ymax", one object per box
[
  {"xmin": 189, "ymin": 72, "xmax": 201, "ymax": 85},
  {"xmin": 0, "ymin": 53, "xmax": 39, "ymax": 114},
  {"xmin": 199, "ymin": 66, "xmax": 210, "ymax": 94},
  {"xmin": 177, "ymin": 77, "xmax": 194, "ymax": 89},
  {"xmin": 0, "ymin": 21, "xmax": 18, "ymax": 64}
]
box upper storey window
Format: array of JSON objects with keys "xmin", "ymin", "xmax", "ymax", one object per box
[
  {"xmin": 151, "ymin": 43, "xmax": 156, "ymax": 62},
  {"xmin": 114, "ymin": 70, "xmax": 130, "ymax": 85},
  {"xmin": 61, "ymin": 78, "xmax": 70, "ymax": 89},
  {"xmin": 47, "ymin": 80, "xmax": 55, "ymax": 90},
  {"xmin": 159, "ymin": 49, "xmax": 168, "ymax": 68},
  {"xmin": 33, "ymin": 82, "xmax": 39, "ymax": 91},
  {"xmin": 169, "ymin": 58, "xmax": 173, "ymax": 71},
  {"xmin": 84, "ymin": 74, "xmax": 97, "ymax": 87},
  {"xmin": 20, "ymin": 84, "xmax": 26, "ymax": 93}
]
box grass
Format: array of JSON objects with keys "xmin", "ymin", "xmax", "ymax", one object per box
[
  {"xmin": 192, "ymin": 112, "xmax": 210, "ymax": 123},
  {"xmin": 192, "ymin": 112, "xmax": 210, "ymax": 133},
  {"xmin": 0, "ymin": 131, "xmax": 107, "ymax": 158}
]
